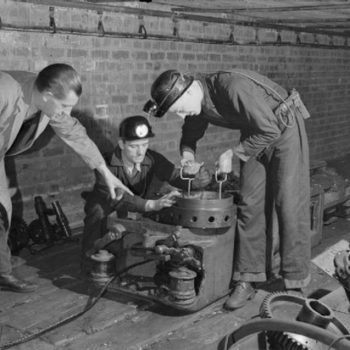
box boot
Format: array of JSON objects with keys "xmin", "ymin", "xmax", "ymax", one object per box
[
  {"xmin": 0, "ymin": 273, "xmax": 38, "ymax": 293},
  {"xmin": 224, "ymin": 281, "xmax": 255, "ymax": 310},
  {"xmin": 285, "ymin": 288, "xmax": 304, "ymax": 297}
]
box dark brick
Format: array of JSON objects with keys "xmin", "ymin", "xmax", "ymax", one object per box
[
  {"xmin": 112, "ymin": 51, "xmax": 129, "ymax": 59},
  {"xmin": 183, "ymin": 53, "xmax": 195, "ymax": 60},
  {"xmin": 167, "ymin": 52, "xmax": 180, "ymax": 60},
  {"xmin": 151, "ymin": 52, "xmax": 165, "ymax": 60},
  {"xmin": 67, "ymin": 49, "xmax": 88, "ymax": 58},
  {"xmin": 132, "ymin": 73, "xmax": 148, "ymax": 81},
  {"xmin": 91, "ymin": 50, "xmax": 109, "ymax": 59},
  {"xmin": 133, "ymin": 51, "xmax": 148, "ymax": 60},
  {"xmin": 112, "ymin": 95, "xmax": 129, "ymax": 104}
]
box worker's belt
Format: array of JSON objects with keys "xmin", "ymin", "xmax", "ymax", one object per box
[
  {"xmin": 257, "ymin": 90, "xmax": 310, "ymax": 161},
  {"xmin": 274, "ymin": 89, "xmax": 310, "ymax": 130}
]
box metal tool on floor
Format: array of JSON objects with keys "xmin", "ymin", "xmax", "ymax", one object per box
[{"xmin": 27, "ymin": 196, "xmax": 76, "ymax": 253}]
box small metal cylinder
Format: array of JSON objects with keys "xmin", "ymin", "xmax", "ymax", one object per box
[
  {"xmin": 89, "ymin": 250, "xmax": 116, "ymax": 286},
  {"xmin": 168, "ymin": 267, "xmax": 197, "ymax": 305},
  {"xmin": 297, "ymin": 298, "xmax": 334, "ymax": 329}
]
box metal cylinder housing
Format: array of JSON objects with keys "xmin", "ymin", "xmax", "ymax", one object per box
[{"xmin": 156, "ymin": 191, "xmax": 235, "ymax": 229}]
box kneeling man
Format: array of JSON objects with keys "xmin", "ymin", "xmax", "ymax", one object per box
[{"xmin": 81, "ymin": 115, "xmax": 210, "ymax": 261}]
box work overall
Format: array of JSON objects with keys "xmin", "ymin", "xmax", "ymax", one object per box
[
  {"xmin": 233, "ymin": 104, "xmax": 310, "ymax": 288},
  {"xmin": 180, "ymin": 70, "xmax": 311, "ymax": 288}
]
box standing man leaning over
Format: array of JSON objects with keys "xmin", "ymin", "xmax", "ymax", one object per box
[
  {"xmin": 144, "ymin": 69, "xmax": 311, "ymax": 310},
  {"xmin": 0, "ymin": 63, "xmax": 132, "ymax": 293}
]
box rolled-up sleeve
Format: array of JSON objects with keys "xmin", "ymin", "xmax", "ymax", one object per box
[
  {"xmin": 114, "ymin": 193, "xmax": 147, "ymax": 213},
  {"xmin": 180, "ymin": 114, "xmax": 209, "ymax": 155},
  {"xmin": 48, "ymin": 112, "xmax": 105, "ymax": 169},
  {"xmin": 149, "ymin": 150, "xmax": 188, "ymax": 190}
]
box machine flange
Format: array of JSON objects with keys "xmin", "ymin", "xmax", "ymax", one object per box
[
  {"xmin": 153, "ymin": 191, "xmax": 235, "ymax": 229},
  {"xmin": 260, "ymin": 292, "xmax": 350, "ymax": 350}
]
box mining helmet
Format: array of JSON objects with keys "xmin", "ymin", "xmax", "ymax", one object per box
[
  {"xmin": 143, "ymin": 70, "xmax": 194, "ymax": 118},
  {"xmin": 119, "ymin": 116, "xmax": 155, "ymax": 141}
]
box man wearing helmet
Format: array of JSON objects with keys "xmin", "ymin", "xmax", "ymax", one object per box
[
  {"xmin": 144, "ymin": 69, "xmax": 311, "ymax": 310},
  {"xmin": 81, "ymin": 115, "xmax": 210, "ymax": 262}
]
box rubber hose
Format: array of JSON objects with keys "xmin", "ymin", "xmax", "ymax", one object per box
[
  {"xmin": 0, "ymin": 258, "xmax": 155, "ymax": 350},
  {"xmin": 225, "ymin": 318, "xmax": 350, "ymax": 350}
]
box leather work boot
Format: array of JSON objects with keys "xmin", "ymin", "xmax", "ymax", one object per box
[
  {"xmin": 0, "ymin": 273, "xmax": 38, "ymax": 293},
  {"xmin": 224, "ymin": 281, "xmax": 256, "ymax": 310},
  {"xmin": 285, "ymin": 288, "xmax": 304, "ymax": 297}
]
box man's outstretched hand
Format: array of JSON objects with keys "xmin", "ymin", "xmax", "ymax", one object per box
[
  {"xmin": 97, "ymin": 163, "xmax": 134, "ymax": 199},
  {"xmin": 145, "ymin": 190, "xmax": 182, "ymax": 212}
]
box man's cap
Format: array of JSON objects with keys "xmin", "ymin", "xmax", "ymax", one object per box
[
  {"xmin": 119, "ymin": 116, "xmax": 155, "ymax": 140},
  {"xmin": 143, "ymin": 70, "xmax": 193, "ymax": 118}
]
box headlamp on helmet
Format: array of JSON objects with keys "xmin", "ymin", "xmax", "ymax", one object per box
[
  {"xmin": 119, "ymin": 116, "xmax": 155, "ymax": 141},
  {"xmin": 143, "ymin": 70, "xmax": 193, "ymax": 118},
  {"xmin": 143, "ymin": 99, "xmax": 158, "ymax": 117}
]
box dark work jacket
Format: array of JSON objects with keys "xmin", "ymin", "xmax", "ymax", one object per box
[
  {"xmin": 179, "ymin": 70, "xmax": 311, "ymax": 284},
  {"xmin": 92, "ymin": 146, "xmax": 186, "ymax": 213},
  {"xmin": 180, "ymin": 69, "xmax": 288, "ymax": 160}
]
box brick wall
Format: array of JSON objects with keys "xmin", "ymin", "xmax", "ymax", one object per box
[{"xmin": 2, "ymin": 0, "xmax": 350, "ymax": 226}]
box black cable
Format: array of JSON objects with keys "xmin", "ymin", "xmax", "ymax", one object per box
[{"xmin": 0, "ymin": 258, "xmax": 155, "ymax": 350}]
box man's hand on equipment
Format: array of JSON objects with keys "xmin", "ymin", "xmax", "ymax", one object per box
[
  {"xmin": 182, "ymin": 160, "xmax": 204, "ymax": 176},
  {"xmin": 96, "ymin": 163, "xmax": 134, "ymax": 198},
  {"xmin": 145, "ymin": 190, "xmax": 181, "ymax": 212},
  {"xmin": 192, "ymin": 167, "xmax": 211, "ymax": 189},
  {"xmin": 181, "ymin": 152, "xmax": 204, "ymax": 177},
  {"xmin": 180, "ymin": 150, "xmax": 195, "ymax": 167},
  {"xmin": 217, "ymin": 149, "xmax": 233, "ymax": 174}
]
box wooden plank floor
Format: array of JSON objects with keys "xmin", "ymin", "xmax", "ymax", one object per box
[{"xmin": 0, "ymin": 218, "xmax": 349, "ymax": 350}]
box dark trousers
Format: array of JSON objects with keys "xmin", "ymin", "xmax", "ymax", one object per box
[
  {"xmin": 81, "ymin": 192, "xmax": 115, "ymax": 257},
  {"xmin": 233, "ymin": 113, "xmax": 311, "ymax": 288},
  {"xmin": 0, "ymin": 159, "xmax": 12, "ymax": 274},
  {"xmin": 81, "ymin": 191, "xmax": 129, "ymax": 259},
  {"xmin": 0, "ymin": 203, "xmax": 11, "ymax": 274}
]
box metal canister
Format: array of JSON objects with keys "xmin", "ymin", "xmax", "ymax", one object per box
[
  {"xmin": 171, "ymin": 191, "xmax": 234, "ymax": 228},
  {"xmin": 89, "ymin": 249, "xmax": 116, "ymax": 286},
  {"xmin": 168, "ymin": 266, "xmax": 197, "ymax": 305}
]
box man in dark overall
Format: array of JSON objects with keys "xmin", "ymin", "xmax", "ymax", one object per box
[
  {"xmin": 0, "ymin": 63, "xmax": 132, "ymax": 293},
  {"xmin": 144, "ymin": 69, "xmax": 311, "ymax": 310},
  {"xmin": 81, "ymin": 115, "xmax": 210, "ymax": 261}
]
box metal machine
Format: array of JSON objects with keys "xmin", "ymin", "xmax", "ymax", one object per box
[
  {"xmin": 333, "ymin": 246, "xmax": 350, "ymax": 299},
  {"xmin": 88, "ymin": 169, "xmax": 237, "ymax": 312}
]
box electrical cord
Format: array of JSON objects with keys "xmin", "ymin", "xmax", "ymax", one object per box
[{"xmin": 0, "ymin": 258, "xmax": 155, "ymax": 350}]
